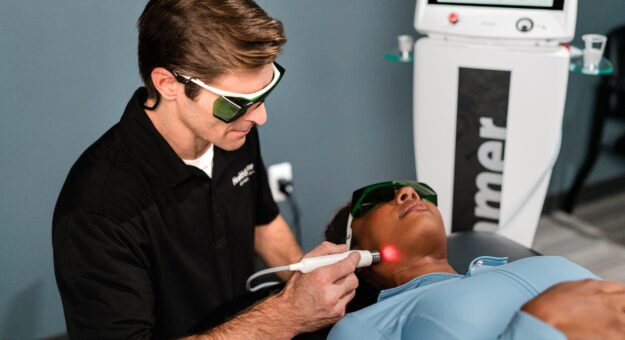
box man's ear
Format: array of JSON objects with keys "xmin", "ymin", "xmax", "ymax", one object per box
[{"xmin": 150, "ymin": 67, "xmax": 180, "ymax": 101}]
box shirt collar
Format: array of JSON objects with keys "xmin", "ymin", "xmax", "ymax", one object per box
[
  {"xmin": 377, "ymin": 255, "xmax": 509, "ymax": 302},
  {"xmin": 119, "ymin": 88, "xmax": 195, "ymax": 194},
  {"xmin": 183, "ymin": 145, "xmax": 214, "ymax": 178}
]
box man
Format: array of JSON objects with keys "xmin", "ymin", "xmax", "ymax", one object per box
[
  {"xmin": 324, "ymin": 181, "xmax": 625, "ymax": 339},
  {"xmin": 53, "ymin": 1, "xmax": 359, "ymax": 338}
]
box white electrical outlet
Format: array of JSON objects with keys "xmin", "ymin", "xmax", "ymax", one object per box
[{"xmin": 268, "ymin": 162, "xmax": 293, "ymax": 202}]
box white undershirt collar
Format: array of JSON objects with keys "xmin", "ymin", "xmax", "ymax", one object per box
[{"xmin": 182, "ymin": 145, "xmax": 214, "ymax": 178}]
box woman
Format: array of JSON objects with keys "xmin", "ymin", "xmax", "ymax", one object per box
[{"xmin": 325, "ymin": 180, "xmax": 625, "ymax": 340}]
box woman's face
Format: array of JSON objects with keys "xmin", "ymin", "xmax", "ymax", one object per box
[{"xmin": 351, "ymin": 186, "xmax": 447, "ymax": 275}]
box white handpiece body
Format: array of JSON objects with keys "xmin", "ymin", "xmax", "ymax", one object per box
[{"xmin": 289, "ymin": 250, "xmax": 379, "ymax": 273}]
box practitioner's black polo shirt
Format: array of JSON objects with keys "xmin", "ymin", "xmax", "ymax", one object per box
[{"xmin": 53, "ymin": 88, "xmax": 279, "ymax": 339}]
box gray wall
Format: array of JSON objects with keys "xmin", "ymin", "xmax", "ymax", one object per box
[
  {"xmin": 1, "ymin": 0, "xmax": 624, "ymax": 337},
  {"xmin": 1, "ymin": 1, "xmax": 147, "ymax": 338},
  {"xmin": 257, "ymin": 0, "xmax": 418, "ymax": 249},
  {"xmin": 549, "ymin": 0, "xmax": 625, "ymax": 194}
]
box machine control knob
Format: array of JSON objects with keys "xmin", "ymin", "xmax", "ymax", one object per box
[
  {"xmin": 516, "ymin": 18, "xmax": 534, "ymax": 32},
  {"xmin": 448, "ymin": 12, "xmax": 459, "ymax": 25}
]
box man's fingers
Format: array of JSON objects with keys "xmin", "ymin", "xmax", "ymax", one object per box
[
  {"xmin": 335, "ymin": 273, "xmax": 359, "ymax": 298},
  {"xmin": 324, "ymin": 252, "xmax": 361, "ymax": 280},
  {"xmin": 300, "ymin": 252, "xmax": 360, "ymax": 288},
  {"xmin": 304, "ymin": 241, "xmax": 348, "ymax": 258},
  {"xmin": 334, "ymin": 288, "xmax": 357, "ymax": 316}
]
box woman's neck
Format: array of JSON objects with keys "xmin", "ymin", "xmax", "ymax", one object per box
[{"xmin": 374, "ymin": 256, "xmax": 457, "ymax": 289}]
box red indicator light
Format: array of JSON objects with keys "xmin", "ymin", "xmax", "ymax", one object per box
[
  {"xmin": 381, "ymin": 245, "xmax": 401, "ymax": 263},
  {"xmin": 448, "ymin": 12, "xmax": 459, "ymax": 25}
]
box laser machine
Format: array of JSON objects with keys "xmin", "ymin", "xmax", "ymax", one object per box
[{"xmin": 413, "ymin": 0, "xmax": 578, "ymax": 247}]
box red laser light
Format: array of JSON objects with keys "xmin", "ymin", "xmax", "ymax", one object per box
[{"xmin": 381, "ymin": 245, "xmax": 401, "ymax": 263}]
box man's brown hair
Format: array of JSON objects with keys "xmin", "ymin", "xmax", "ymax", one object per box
[{"xmin": 138, "ymin": 0, "xmax": 286, "ymax": 105}]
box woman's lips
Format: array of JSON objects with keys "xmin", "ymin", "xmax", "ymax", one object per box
[{"xmin": 399, "ymin": 200, "xmax": 429, "ymax": 218}]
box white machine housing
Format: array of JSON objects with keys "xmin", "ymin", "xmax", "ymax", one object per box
[
  {"xmin": 413, "ymin": 0, "xmax": 576, "ymax": 247},
  {"xmin": 416, "ymin": 0, "xmax": 577, "ymax": 44}
]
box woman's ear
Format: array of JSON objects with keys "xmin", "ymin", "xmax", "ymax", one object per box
[{"xmin": 150, "ymin": 67, "xmax": 180, "ymax": 101}]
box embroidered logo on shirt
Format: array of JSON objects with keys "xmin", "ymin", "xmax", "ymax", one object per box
[{"xmin": 232, "ymin": 163, "xmax": 255, "ymax": 187}]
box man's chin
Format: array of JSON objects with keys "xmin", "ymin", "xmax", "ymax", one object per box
[{"xmin": 217, "ymin": 136, "xmax": 246, "ymax": 151}]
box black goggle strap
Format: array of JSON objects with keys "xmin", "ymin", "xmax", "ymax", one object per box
[
  {"xmin": 171, "ymin": 69, "xmax": 195, "ymax": 85},
  {"xmin": 142, "ymin": 94, "xmax": 161, "ymax": 111}
]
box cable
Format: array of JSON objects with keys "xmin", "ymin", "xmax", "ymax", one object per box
[
  {"xmin": 246, "ymin": 265, "xmax": 289, "ymax": 292},
  {"xmin": 279, "ymin": 179, "xmax": 303, "ymax": 245},
  {"xmin": 287, "ymin": 195, "xmax": 302, "ymax": 244},
  {"xmin": 246, "ymin": 180, "xmax": 302, "ymax": 292},
  {"xmin": 246, "ymin": 251, "xmax": 380, "ymax": 292}
]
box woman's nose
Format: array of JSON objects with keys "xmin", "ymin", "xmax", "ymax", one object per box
[{"xmin": 395, "ymin": 186, "xmax": 420, "ymax": 204}]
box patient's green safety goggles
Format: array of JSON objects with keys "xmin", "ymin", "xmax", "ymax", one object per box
[
  {"xmin": 345, "ymin": 180, "xmax": 438, "ymax": 249},
  {"xmin": 172, "ymin": 62, "xmax": 285, "ymax": 123}
]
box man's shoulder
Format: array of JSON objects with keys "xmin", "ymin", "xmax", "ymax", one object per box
[{"xmin": 55, "ymin": 123, "xmax": 153, "ymax": 222}]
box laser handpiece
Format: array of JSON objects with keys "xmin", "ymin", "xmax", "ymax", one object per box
[
  {"xmin": 246, "ymin": 250, "xmax": 381, "ymax": 292},
  {"xmin": 289, "ymin": 250, "xmax": 381, "ymax": 273}
]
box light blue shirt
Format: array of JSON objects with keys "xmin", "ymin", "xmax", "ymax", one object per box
[{"xmin": 328, "ymin": 256, "xmax": 598, "ymax": 340}]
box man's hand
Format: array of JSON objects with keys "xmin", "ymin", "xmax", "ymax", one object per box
[
  {"xmin": 521, "ymin": 279, "xmax": 625, "ymax": 340},
  {"xmin": 275, "ymin": 241, "xmax": 360, "ymax": 334},
  {"xmin": 193, "ymin": 242, "xmax": 359, "ymax": 339}
]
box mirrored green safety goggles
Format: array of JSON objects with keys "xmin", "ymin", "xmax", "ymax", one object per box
[
  {"xmin": 172, "ymin": 62, "xmax": 285, "ymax": 123},
  {"xmin": 350, "ymin": 180, "xmax": 438, "ymax": 218},
  {"xmin": 345, "ymin": 180, "xmax": 437, "ymax": 249}
]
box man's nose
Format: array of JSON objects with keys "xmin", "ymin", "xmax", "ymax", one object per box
[
  {"xmin": 395, "ymin": 186, "xmax": 420, "ymax": 204},
  {"xmin": 242, "ymin": 103, "xmax": 267, "ymax": 126}
]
